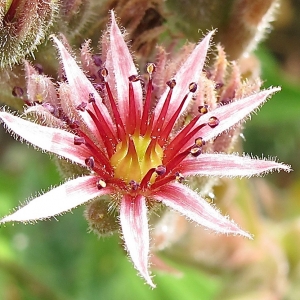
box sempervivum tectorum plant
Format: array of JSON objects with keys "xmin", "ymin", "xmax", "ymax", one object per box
[{"xmin": 0, "ymin": 11, "xmax": 290, "ymax": 287}]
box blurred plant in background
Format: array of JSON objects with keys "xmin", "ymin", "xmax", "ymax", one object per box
[{"xmin": 0, "ymin": 0, "xmax": 300, "ymax": 299}]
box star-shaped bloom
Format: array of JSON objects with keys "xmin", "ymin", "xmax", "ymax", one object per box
[{"xmin": 0, "ymin": 11, "xmax": 290, "ymax": 287}]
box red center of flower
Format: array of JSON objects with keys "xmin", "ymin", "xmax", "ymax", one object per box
[{"xmin": 71, "ymin": 63, "xmax": 219, "ymax": 194}]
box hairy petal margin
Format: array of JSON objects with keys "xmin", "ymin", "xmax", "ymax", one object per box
[
  {"xmin": 152, "ymin": 182, "xmax": 252, "ymax": 238},
  {"xmin": 180, "ymin": 153, "xmax": 291, "ymax": 177},
  {"xmin": 120, "ymin": 194, "xmax": 155, "ymax": 288},
  {"xmin": 0, "ymin": 176, "xmax": 112, "ymax": 223}
]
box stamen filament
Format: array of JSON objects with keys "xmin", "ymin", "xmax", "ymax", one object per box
[
  {"xmin": 75, "ymin": 130, "xmax": 113, "ymax": 175},
  {"xmin": 140, "ymin": 77, "xmax": 153, "ymax": 136},
  {"xmin": 151, "ymin": 80, "xmax": 175, "ymax": 139},
  {"xmin": 128, "ymin": 81, "xmax": 137, "ymax": 134},
  {"xmin": 158, "ymin": 92, "xmax": 189, "ymax": 146},
  {"xmin": 164, "ymin": 122, "xmax": 207, "ymax": 163},
  {"xmin": 151, "ymin": 175, "xmax": 176, "ymax": 190},
  {"xmin": 140, "ymin": 168, "xmax": 156, "ymax": 189},
  {"xmin": 86, "ymin": 109, "xmax": 115, "ymax": 158},
  {"xmin": 163, "ymin": 114, "xmax": 201, "ymax": 163},
  {"xmin": 104, "ymin": 80, "xmax": 126, "ymax": 140}
]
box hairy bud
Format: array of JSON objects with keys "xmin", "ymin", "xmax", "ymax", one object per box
[{"xmin": 0, "ymin": 0, "xmax": 58, "ymax": 69}]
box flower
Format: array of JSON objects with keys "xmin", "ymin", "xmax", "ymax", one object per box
[{"xmin": 0, "ymin": 11, "xmax": 290, "ymax": 287}]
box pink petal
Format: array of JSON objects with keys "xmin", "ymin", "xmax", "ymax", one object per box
[
  {"xmin": 52, "ymin": 36, "xmax": 114, "ymax": 134},
  {"xmin": 0, "ymin": 112, "xmax": 91, "ymax": 166},
  {"xmin": 195, "ymin": 88, "xmax": 281, "ymax": 144},
  {"xmin": 154, "ymin": 31, "xmax": 214, "ymax": 124},
  {"xmin": 0, "ymin": 176, "xmax": 112, "ymax": 223},
  {"xmin": 180, "ymin": 153, "xmax": 291, "ymax": 177},
  {"xmin": 152, "ymin": 182, "xmax": 251, "ymax": 238},
  {"xmin": 108, "ymin": 11, "xmax": 143, "ymax": 121},
  {"xmin": 120, "ymin": 194, "xmax": 155, "ymax": 288}
]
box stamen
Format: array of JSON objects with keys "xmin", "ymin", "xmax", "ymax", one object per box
[
  {"xmin": 76, "ymin": 102, "xmax": 87, "ymax": 111},
  {"xmin": 87, "ymin": 102, "xmax": 117, "ymax": 156},
  {"xmin": 151, "ymin": 174, "xmax": 176, "ymax": 190},
  {"xmin": 97, "ymin": 179, "xmax": 107, "ymax": 190},
  {"xmin": 129, "ymin": 180, "xmax": 139, "ymax": 191},
  {"xmin": 167, "ymin": 79, "xmax": 176, "ymax": 89},
  {"xmin": 88, "ymin": 93, "xmax": 96, "ymax": 103},
  {"xmin": 75, "ymin": 130, "xmax": 114, "ymax": 175},
  {"xmin": 68, "ymin": 119, "xmax": 80, "ymax": 129},
  {"xmin": 175, "ymin": 172, "xmax": 185, "ymax": 183},
  {"xmin": 195, "ymin": 137, "xmax": 205, "ymax": 147},
  {"xmin": 151, "ymin": 79, "xmax": 176, "ymax": 138},
  {"xmin": 164, "ymin": 148, "xmax": 190, "ymax": 172},
  {"xmin": 163, "ymin": 115, "xmax": 204, "ymax": 163},
  {"xmin": 101, "ymin": 68, "xmax": 126, "ymax": 140},
  {"xmin": 74, "ymin": 136, "xmax": 85, "ymax": 145},
  {"xmin": 155, "ymin": 165, "xmax": 166, "ymax": 176},
  {"xmin": 85, "ymin": 157, "xmax": 95, "ymax": 169},
  {"xmin": 190, "ymin": 145, "xmax": 202, "ymax": 157},
  {"xmin": 189, "ymin": 82, "xmax": 197, "ymax": 93},
  {"xmin": 146, "ymin": 62, "xmax": 156, "ymax": 77},
  {"xmin": 208, "ymin": 116, "xmax": 220, "ymax": 128},
  {"xmin": 140, "ymin": 63, "xmax": 156, "ymax": 136},
  {"xmin": 159, "ymin": 82, "xmax": 197, "ymax": 145},
  {"xmin": 140, "ymin": 168, "xmax": 156, "ymax": 190},
  {"xmin": 92, "ymin": 55, "xmax": 102, "ymax": 67},
  {"xmin": 128, "ymin": 75, "xmax": 140, "ymax": 134},
  {"xmin": 198, "ymin": 105, "xmax": 208, "ymax": 114}
]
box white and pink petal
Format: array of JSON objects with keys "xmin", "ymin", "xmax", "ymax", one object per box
[
  {"xmin": 120, "ymin": 194, "xmax": 155, "ymax": 288},
  {"xmin": 180, "ymin": 153, "xmax": 291, "ymax": 177},
  {"xmin": 154, "ymin": 31, "xmax": 215, "ymax": 124},
  {"xmin": 0, "ymin": 112, "xmax": 91, "ymax": 166},
  {"xmin": 107, "ymin": 11, "xmax": 143, "ymax": 122},
  {"xmin": 152, "ymin": 182, "xmax": 251, "ymax": 238},
  {"xmin": 52, "ymin": 36, "xmax": 114, "ymax": 136},
  {"xmin": 0, "ymin": 176, "xmax": 112, "ymax": 223},
  {"xmin": 195, "ymin": 88, "xmax": 280, "ymax": 144}
]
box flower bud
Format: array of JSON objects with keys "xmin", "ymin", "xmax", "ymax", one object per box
[{"xmin": 0, "ymin": 0, "xmax": 58, "ymax": 69}]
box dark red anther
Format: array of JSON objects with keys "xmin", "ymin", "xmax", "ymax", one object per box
[
  {"xmin": 76, "ymin": 102, "xmax": 87, "ymax": 111},
  {"xmin": 166, "ymin": 79, "xmax": 176, "ymax": 89},
  {"xmin": 69, "ymin": 119, "xmax": 80, "ymax": 129},
  {"xmin": 175, "ymin": 172, "xmax": 185, "ymax": 183},
  {"xmin": 198, "ymin": 105, "xmax": 208, "ymax": 114},
  {"xmin": 190, "ymin": 145, "xmax": 202, "ymax": 157},
  {"xmin": 128, "ymin": 74, "xmax": 140, "ymax": 82},
  {"xmin": 129, "ymin": 180, "xmax": 139, "ymax": 191},
  {"xmin": 155, "ymin": 165, "xmax": 166, "ymax": 176},
  {"xmin": 85, "ymin": 157, "xmax": 95, "ymax": 169},
  {"xmin": 92, "ymin": 55, "xmax": 102, "ymax": 67},
  {"xmin": 195, "ymin": 137, "xmax": 205, "ymax": 147},
  {"xmin": 97, "ymin": 179, "xmax": 107, "ymax": 190},
  {"xmin": 88, "ymin": 93, "xmax": 96, "ymax": 103},
  {"xmin": 12, "ymin": 86, "xmax": 24, "ymax": 98},
  {"xmin": 94, "ymin": 83, "xmax": 104, "ymax": 93},
  {"xmin": 189, "ymin": 82, "xmax": 197, "ymax": 93},
  {"xmin": 208, "ymin": 116, "xmax": 220, "ymax": 128},
  {"xmin": 74, "ymin": 136, "xmax": 85, "ymax": 145}
]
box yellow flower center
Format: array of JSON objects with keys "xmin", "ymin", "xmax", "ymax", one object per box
[{"xmin": 110, "ymin": 134, "xmax": 163, "ymax": 183}]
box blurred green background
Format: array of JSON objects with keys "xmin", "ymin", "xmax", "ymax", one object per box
[{"xmin": 1, "ymin": 0, "xmax": 300, "ymax": 299}]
